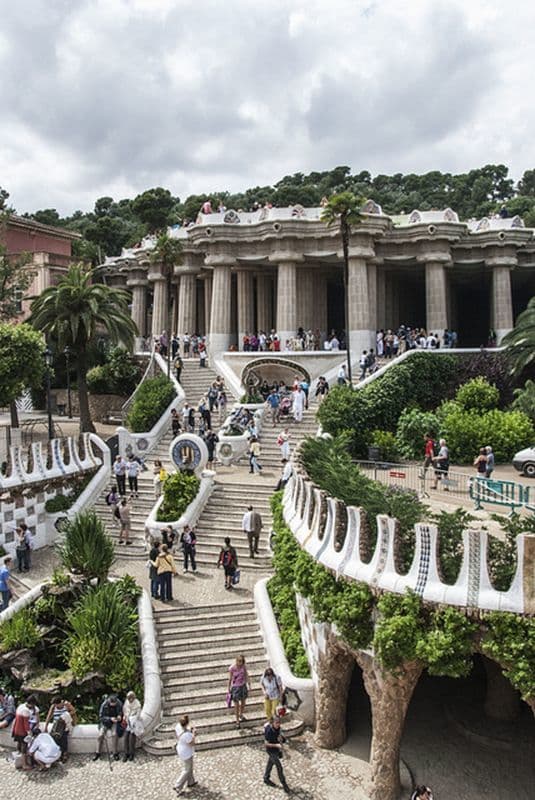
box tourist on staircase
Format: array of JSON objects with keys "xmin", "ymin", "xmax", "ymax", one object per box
[
  {"xmin": 266, "ymin": 387, "xmax": 281, "ymax": 426},
  {"xmin": 105, "ymin": 485, "xmax": 120, "ymax": 525},
  {"xmin": 260, "ymin": 668, "xmax": 284, "ymax": 720},
  {"xmin": 118, "ymin": 498, "xmax": 131, "ymax": 545},
  {"xmin": 113, "ymin": 454, "xmax": 127, "ymax": 496},
  {"xmin": 217, "ymin": 537, "xmax": 238, "ymax": 590},
  {"xmin": 155, "ymin": 544, "xmax": 178, "ymax": 602},
  {"xmin": 171, "ymin": 408, "xmax": 181, "ymax": 438},
  {"xmin": 249, "ymin": 436, "xmax": 262, "ymax": 474},
  {"xmin": 153, "ymin": 459, "xmax": 168, "ymax": 499},
  {"xmin": 203, "ymin": 428, "xmax": 218, "ymax": 470},
  {"xmin": 292, "ymin": 384, "xmax": 306, "ymax": 423},
  {"xmin": 242, "ymin": 505, "xmax": 263, "ymax": 559},
  {"xmin": 277, "ymin": 428, "xmax": 291, "ymax": 461},
  {"xmin": 127, "ymin": 455, "xmax": 140, "ymax": 499},
  {"xmin": 315, "ymin": 376, "xmax": 329, "ymax": 404},
  {"xmin": 180, "ymin": 525, "xmax": 197, "ymax": 573},
  {"xmin": 228, "ymin": 655, "xmax": 252, "ymax": 728}
]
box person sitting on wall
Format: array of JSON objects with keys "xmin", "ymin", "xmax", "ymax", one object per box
[{"xmin": 0, "ymin": 687, "xmax": 16, "ymax": 729}]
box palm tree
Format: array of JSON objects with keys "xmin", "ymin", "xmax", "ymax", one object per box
[
  {"xmin": 29, "ymin": 263, "xmax": 137, "ymax": 432},
  {"xmin": 150, "ymin": 233, "xmax": 183, "ymax": 377},
  {"xmin": 321, "ymin": 192, "xmax": 364, "ymax": 385},
  {"xmin": 502, "ymin": 296, "xmax": 535, "ymax": 378}
]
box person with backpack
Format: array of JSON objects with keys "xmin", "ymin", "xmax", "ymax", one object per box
[
  {"xmin": 44, "ymin": 696, "xmax": 75, "ymax": 761},
  {"xmin": 93, "ymin": 694, "xmax": 123, "ymax": 761},
  {"xmin": 180, "ymin": 525, "xmax": 197, "ymax": 573},
  {"xmin": 218, "ymin": 537, "xmax": 238, "ymax": 590}
]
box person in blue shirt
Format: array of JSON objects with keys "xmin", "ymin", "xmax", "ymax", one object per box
[
  {"xmin": 265, "ymin": 389, "xmax": 280, "ymax": 426},
  {"xmin": 0, "ymin": 556, "xmax": 13, "ymax": 611}
]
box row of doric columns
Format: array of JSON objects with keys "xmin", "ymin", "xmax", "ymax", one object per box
[{"xmin": 128, "ymin": 256, "xmax": 515, "ymax": 354}]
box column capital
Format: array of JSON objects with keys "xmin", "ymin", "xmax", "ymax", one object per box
[
  {"xmin": 485, "ymin": 256, "xmax": 517, "ymax": 268},
  {"xmin": 416, "ymin": 253, "xmax": 452, "ymax": 266},
  {"xmin": 204, "ymin": 256, "xmax": 237, "ymax": 268},
  {"xmin": 268, "ymin": 252, "xmax": 304, "ymax": 264},
  {"xmin": 343, "ymin": 246, "xmax": 375, "ymax": 260}
]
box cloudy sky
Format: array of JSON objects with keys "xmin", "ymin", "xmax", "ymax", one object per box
[{"xmin": 1, "ymin": 0, "xmax": 534, "ymax": 215}]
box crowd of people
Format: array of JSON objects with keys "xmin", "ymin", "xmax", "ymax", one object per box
[{"xmin": 376, "ymin": 326, "xmax": 458, "ymax": 357}]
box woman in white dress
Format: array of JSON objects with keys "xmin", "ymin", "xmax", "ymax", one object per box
[
  {"xmin": 292, "ymin": 388, "xmax": 305, "ymax": 423},
  {"xmin": 277, "ymin": 429, "xmax": 291, "ymax": 460}
]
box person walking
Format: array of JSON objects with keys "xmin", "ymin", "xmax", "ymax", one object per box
[
  {"xmin": 171, "ymin": 408, "xmax": 181, "ymax": 438},
  {"xmin": 118, "ymin": 498, "xmax": 131, "ymax": 545},
  {"xmin": 155, "ymin": 544, "xmax": 178, "ymax": 602},
  {"xmin": 485, "ymin": 446, "xmax": 495, "ymax": 479},
  {"xmin": 199, "ymin": 347, "xmax": 207, "ymax": 368},
  {"xmin": 174, "ymin": 714, "xmax": 197, "ymax": 795},
  {"xmin": 113, "ymin": 454, "xmax": 127, "ymax": 496},
  {"xmin": 337, "ymin": 364, "xmax": 347, "ymax": 386},
  {"xmin": 261, "ymin": 668, "xmax": 283, "ymax": 720},
  {"xmin": 105, "ymin": 485, "xmax": 120, "ymax": 526},
  {"xmin": 218, "ymin": 537, "xmax": 238, "ymax": 590},
  {"xmin": 263, "ymin": 715, "xmax": 290, "ymax": 793},
  {"xmin": 266, "ymin": 387, "xmax": 281, "ymax": 426},
  {"xmin": 0, "ymin": 556, "xmax": 13, "ymax": 611},
  {"xmin": 153, "ymin": 459, "xmax": 168, "ymax": 499},
  {"xmin": 242, "ymin": 505, "xmax": 263, "ymax": 558},
  {"xmin": 422, "ymin": 433, "xmax": 435, "ymax": 479},
  {"xmin": 127, "ymin": 456, "xmax": 140, "ymax": 499},
  {"xmin": 359, "ymin": 350, "xmax": 368, "ymax": 381},
  {"xmin": 122, "ymin": 690, "xmax": 142, "ymax": 762},
  {"xmin": 277, "ymin": 428, "xmax": 291, "ymax": 461},
  {"xmin": 315, "ymin": 376, "xmax": 329, "ymax": 404},
  {"xmin": 228, "ymin": 655, "xmax": 251, "ymax": 728},
  {"xmin": 204, "ymin": 429, "xmax": 219, "ymax": 470},
  {"xmin": 11, "ymin": 695, "xmax": 39, "ymax": 755},
  {"xmin": 249, "ymin": 436, "xmax": 262, "ymax": 474},
  {"xmin": 432, "ymin": 438, "xmax": 450, "ymax": 490},
  {"xmin": 180, "ymin": 525, "xmax": 197, "ymax": 573},
  {"xmin": 292, "ymin": 386, "xmax": 305, "ymax": 423},
  {"xmin": 174, "ymin": 354, "xmax": 183, "ymax": 383}
]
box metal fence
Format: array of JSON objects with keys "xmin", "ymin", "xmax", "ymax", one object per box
[{"xmin": 355, "ymin": 460, "xmax": 533, "ymax": 514}]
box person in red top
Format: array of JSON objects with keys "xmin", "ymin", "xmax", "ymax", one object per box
[{"xmin": 423, "ymin": 433, "xmax": 435, "ymax": 476}]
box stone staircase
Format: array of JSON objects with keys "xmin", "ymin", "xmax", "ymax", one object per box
[
  {"xmin": 143, "ymin": 599, "xmax": 303, "ymax": 754},
  {"xmin": 258, "ymin": 404, "xmax": 319, "ymax": 470}
]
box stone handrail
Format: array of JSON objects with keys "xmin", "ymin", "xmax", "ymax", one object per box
[
  {"xmin": 0, "ymin": 434, "xmax": 110, "ymax": 558},
  {"xmin": 283, "ymin": 469, "xmax": 535, "ymax": 615},
  {"xmin": 254, "ymin": 577, "xmax": 315, "ymax": 725},
  {"xmin": 116, "ymin": 350, "xmax": 185, "ymax": 458},
  {"xmin": 144, "ymin": 471, "xmax": 216, "ymax": 540},
  {"xmin": 0, "ymin": 586, "xmax": 161, "ymax": 753}
]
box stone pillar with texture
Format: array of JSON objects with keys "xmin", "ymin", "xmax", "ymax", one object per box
[
  {"xmin": 276, "ymin": 261, "xmax": 297, "ymax": 345},
  {"xmin": 150, "ymin": 276, "xmax": 168, "ymax": 339},
  {"xmin": 297, "ymin": 267, "xmax": 315, "ymax": 332},
  {"xmin": 177, "ymin": 272, "xmax": 197, "ymax": 337},
  {"xmin": 209, "ymin": 265, "xmax": 232, "ymax": 354},
  {"xmin": 347, "ymin": 255, "xmax": 375, "ymax": 357},
  {"xmin": 376, "ymin": 268, "xmax": 386, "ymax": 329},
  {"xmin": 491, "ymin": 265, "xmax": 514, "ymax": 343},
  {"xmin": 425, "ymin": 260, "xmax": 449, "ymax": 333},
  {"xmin": 314, "ymin": 272, "xmax": 328, "ymax": 343},
  {"xmin": 256, "ymin": 274, "xmax": 273, "ymax": 333},
  {"xmin": 203, "ymin": 275, "xmax": 213, "ymax": 336},
  {"xmin": 129, "ymin": 281, "xmax": 147, "ymax": 347},
  {"xmin": 237, "ymin": 270, "xmax": 255, "ymax": 348}
]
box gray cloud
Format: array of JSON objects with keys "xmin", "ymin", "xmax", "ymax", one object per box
[{"xmin": 1, "ymin": 0, "xmax": 534, "ymax": 213}]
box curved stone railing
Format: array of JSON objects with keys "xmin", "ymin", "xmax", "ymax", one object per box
[
  {"xmin": 254, "ymin": 577, "xmax": 315, "ymax": 725},
  {"xmin": 216, "ymin": 403, "xmax": 264, "ymax": 466},
  {"xmin": 0, "ymin": 586, "xmax": 161, "ymax": 752},
  {"xmin": 0, "ymin": 434, "xmax": 110, "ymax": 558},
  {"xmin": 283, "ymin": 469, "xmax": 535, "ymax": 615},
  {"xmin": 144, "ymin": 471, "xmax": 216, "ymax": 542},
  {"xmin": 116, "ymin": 350, "xmax": 185, "ymax": 459}
]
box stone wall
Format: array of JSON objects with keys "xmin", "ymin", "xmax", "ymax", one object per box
[{"xmin": 50, "ymin": 390, "xmax": 125, "ymax": 422}]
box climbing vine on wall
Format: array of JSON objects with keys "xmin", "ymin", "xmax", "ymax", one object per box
[{"xmin": 481, "ymin": 612, "xmax": 535, "ymax": 699}]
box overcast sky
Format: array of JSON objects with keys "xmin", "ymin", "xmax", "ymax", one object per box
[{"xmin": 1, "ymin": 0, "xmax": 534, "ymax": 215}]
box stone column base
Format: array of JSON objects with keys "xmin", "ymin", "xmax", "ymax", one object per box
[
  {"xmin": 349, "ymin": 329, "xmax": 376, "ymax": 363},
  {"xmin": 208, "ymin": 333, "xmax": 232, "ymax": 356},
  {"xmin": 278, "ymin": 330, "xmax": 295, "ymax": 348}
]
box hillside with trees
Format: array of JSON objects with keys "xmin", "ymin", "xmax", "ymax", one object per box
[{"xmin": 4, "ymin": 163, "xmax": 535, "ymax": 262}]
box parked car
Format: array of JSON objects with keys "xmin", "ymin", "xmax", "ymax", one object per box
[{"xmin": 512, "ymin": 446, "xmax": 535, "ymax": 478}]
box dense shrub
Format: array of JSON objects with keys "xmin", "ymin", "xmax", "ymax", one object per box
[
  {"xmin": 64, "ymin": 581, "xmax": 139, "ymax": 691},
  {"xmin": 0, "ymin": 608, "xmax": 40, "ymax": 653},
  {"xmin": 57, "ymin": 510, "xmax": 115, "ymax": 582},
  {"xmin": 370, "ymin": 429, "xmax": 399, "ymax": 461},
  {"xmin": 455, "ymin": 377, "xmax": 500, "ymax": 411},
  {"xmin": 455, "ymin": 351, "xmax": 513, "ymax": 406},
  {"xmin": 87, "ymin": 347, "xmax": 142, "ymax": 396},
  {"xmin": 156, "ymin": 471, "xmax": 200, "ymax": 522},
  {"xmin": 395, "ymin": 408, "xmax": 441, "ymax": 459},
  {"xmin": 126, "ymin": 375, "xmax": 175, "ymax": 432},
  {"xmin": 44, "ymin": 471, "xmax": 97, "ymax": 513},
  {"xmin": 44, "ymin": 494, "xmax": 71, "ymax": 513},
  {"xmin": 431, "ymin": 508, "xmax": 475, "ymax": 585},
  {"xmin": 511, "ymin": 380, "xmax": 535, "ymax": 421},
  {"xmin": 440, "ymin": 405, "xmax": 534, "ymax": 463}
]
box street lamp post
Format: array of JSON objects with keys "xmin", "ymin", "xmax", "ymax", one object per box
[
  {"xmin": 44, "ymin": 347, "xmax": 55, "ymax": 440},
  {"xmin": 64, "ymin": 346, "xmax": 73, "ymax": 418}
]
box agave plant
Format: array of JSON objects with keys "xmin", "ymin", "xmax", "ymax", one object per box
[{"xmin": 56, "ymin": 510, "xmax": 115, "ymax": 582}]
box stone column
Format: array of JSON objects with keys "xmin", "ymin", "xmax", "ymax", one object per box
[
  {"xmin": 367, "ymin": 262, "xmax": 377, "ymax": 337},
  {"xmin": 491, "ymin": 266, "xmax": 513, "ymax": 342},
  {"xmin": 150, "ymin": 276, "xmax": 168, "ymax": 338},
  {"xmin": 237, "ymin": 270, "xmax": 255, "ymax": 348},
  {"xmin": 177, "ymin": 273, "xmax": 197, "ymax": 337},
  {"xmin": 297, "ymin": 267, "xmax": 315, "ymax": 332},
  {"xmin": 276, "ymin": 261, "xmax": 297, "ymax": 345},
  {"xmin": 256, "ymin": 274, "xmax": 272, "ymax": 333},
  {"xmin": 314, "ymin": 272, "xmax": 328, "ymax": 344},
  {"xmin": 425, "ymin": 261, "xmax": 449, "ymax": 333},
  {"xmin": 209, "ymin": 265, "xmax": 232, "ymax": 354},
  {"xmin": 376, "ymin": 268, "xmax": 386, "ymax": 329},
  {"xmin": 203, "ymin": 274, "xmax": 213, "ymax": 336},
  {"xmin": 347, "ymin": 255, "xmax": 375, "ymax": 357},
  {"xmin": 130, "ymin": 283, "xmax": 147, "ymax": 344}
]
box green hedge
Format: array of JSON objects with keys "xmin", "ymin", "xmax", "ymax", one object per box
[
  {"xmin": 156, "ymin": 471, "xmax": 200, "ymax": 522},
  {"xmin": 87, "ymin": 347, "xmax": 142, "ymax": 396},
  {"xmin": 126, "ymin": 375, "xmax": 175, "ymax": 432}
]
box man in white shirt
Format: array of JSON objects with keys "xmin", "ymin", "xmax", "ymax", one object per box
[
  {"xmin": 242, "ymin": 506, "xmax": 263, "ymax": 558},
  {"xmin": 174, "ymin": 714, "xmax": 197, "ymax": 795},
  {"xmin": 337, "ymin": 364, "xmax": 347, "ymax": 385},
  {"xmin": 28, "ymin": 726, "xmax": 61, "ymax": 770},
  {"xmin": 113, "ymin": 455, "xmax": 127, "ymax": 496}
]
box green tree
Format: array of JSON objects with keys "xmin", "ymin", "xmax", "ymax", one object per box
[
  {"xmin": 321, "ymin": 191, "xmax": 364, "ymax": 383},
  {"xmin": 0, "ymin": 323, "xmax": 46, "ymax": 408},
  {"xmin": 0, "ymin": 244, "xmax": 35, "ymax": 322},
  {"xmin": 150, "ymin": 233, "xmax": 183, "ymax": 376},
  {"xmin": 501, "ymin": 296, "xmax": 535, "ymax": 378},
  {"xmin": 132, "ymin": 187, "xmax": 176, "ymax": 232},
  {"xmin": 29, "ymin": 264, "xmax": 137, "ymax": 432}
]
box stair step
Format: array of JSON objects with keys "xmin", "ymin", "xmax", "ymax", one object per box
[
  {"xmin": 159, "ymin": 642, "xmax": 266, "ymax": 666},
  {"xmin": 163, "ymin": 697, "xmax": 264, "ymax": 719},
  {"xmin": 157, "ymin": 622, "xmax": 260, "ymax": 642},
  {"xmin": 159, "ymin": 629, "xmax": 263, "ymax": 650},
  {"xmin": 154, "ymin": 600, "xmax": 253, "ymax": 617},
  {"xmin": 163, "ymin": 669, "xmax": 263, "ymax": 692},
  {"xmin": 155, "ymin": 608, "xmax": 256, "ymax": 628}
]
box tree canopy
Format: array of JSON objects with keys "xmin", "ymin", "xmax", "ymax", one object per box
[
  {"xmin": 6, "ymin": 163, "xmax": 535, "ymax": 261},
  {"xmin": 0, "ymin": 323, "xmax": 45, "ymax": 407}
]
